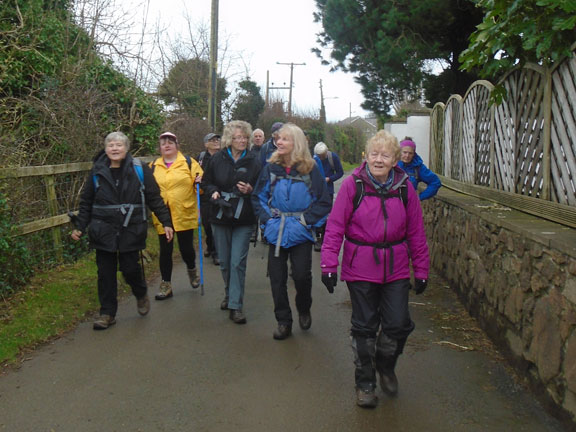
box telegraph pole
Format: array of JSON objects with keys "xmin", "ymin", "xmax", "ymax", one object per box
[
  {"xmin": 276, "ymin": 61, "xmax": 305, "ymax": 116},
  {"xmin": 266, "ymin": 70, "xmax": 290, "ymax": 109},
  {"xmin": 319, "ymin": 79, "xmax": 326, "ymax": 124},
  {"xmin": 208, "ymin": 0, "xmax": 219, "ymax": 131}
]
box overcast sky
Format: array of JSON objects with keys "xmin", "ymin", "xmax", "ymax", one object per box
[{"xmin": 140, "ymin": 0, "xmax": 371, "ymax": 122}]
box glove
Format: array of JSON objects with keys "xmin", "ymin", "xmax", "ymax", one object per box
[
  {"xmin": 414, "ymin": 279, "xmax": 428, "ymax": 295},
  {"xmin": 321, "ymin": 273, "xmax": 337, "ymax": 294}
]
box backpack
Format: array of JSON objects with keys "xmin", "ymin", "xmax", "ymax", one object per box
[
  {"xmin": 92, "ymin": 157, "xmax": 147, "ymax": 223},
  {"xmin": 197, "ymin": 151, "xmax": 207, "ymax": 166},
  {"xmin": 352, "ymin": 174, "xmax": 408, "ymax": 212},
  {"xmin": 327, "ymin": 151, "xmax": 335, "ymax": 171}
]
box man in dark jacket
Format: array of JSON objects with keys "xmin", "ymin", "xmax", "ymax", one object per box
[
  {"xmin": 259, "ymin": 122, "xmax": 283, "ymax": 167},
  {"xmin": 72, "ymin": 131, "xmax": 173, "ymax": 330}
]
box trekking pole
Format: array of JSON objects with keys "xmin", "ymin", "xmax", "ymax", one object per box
[{"xmin": 196, "ymin": 184, "xmax": 204, "ymax": 296}]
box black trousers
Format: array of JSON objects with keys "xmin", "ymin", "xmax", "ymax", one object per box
[
  {"xmin": 200, "ymin": 202, "xmax": 216, "ymax": 256},
  {"xmin": 347, "ymin": 279, "xmax": 414, "ymax": 390},
  {"xmin": 268, "ymin": 241, "xmax": 313, "ymax": 326},
  {"xmin": 158, "ymin": 229, "xmax": 196, "ymax": 282},
  {"xmin": 95, "ymin": 249, "xmax": 147, "ymax": 317}
]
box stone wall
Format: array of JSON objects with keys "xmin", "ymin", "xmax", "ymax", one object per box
[{"xmin": 422, "ymin": 188, "xmax": 576, "ymax": 424}]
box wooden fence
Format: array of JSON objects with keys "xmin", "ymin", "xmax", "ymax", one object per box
[
  {"xmin": 0, "ymin": 157, "xmax": 153, "ymax": 264},
  {"xmin": 430, "ymin": 46, "xmax": 576, "ymax": 228}
]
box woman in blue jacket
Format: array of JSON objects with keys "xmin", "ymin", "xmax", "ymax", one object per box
[
  {"xmin": 396, "ymin": 138, "xmax": 441, "ymax": 200},
  {"xmin": 252, "ymin": 123, "xmax": 332, "ymax": 340}
]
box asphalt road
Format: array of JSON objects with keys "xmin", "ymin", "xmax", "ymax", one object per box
[{"xmin": 0, "ymin": 176, "xmax": 568, "ymax": 432}]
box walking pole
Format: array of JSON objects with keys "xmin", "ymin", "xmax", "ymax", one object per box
[{"xmin": 196, "ymin": 184, "xmax": 205, "ymax": 296}]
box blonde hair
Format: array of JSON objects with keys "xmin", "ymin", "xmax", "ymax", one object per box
[
  {"xmin": 268, "ymin": 123, "xmax": 315, "ymax": 174},
  {"xmin": 365, "ymin": 130, "xmax": 400, "ymax": 161},
  {"xmin": 221, "ymin": 120, "xmax": 252, "ymax": 148}
]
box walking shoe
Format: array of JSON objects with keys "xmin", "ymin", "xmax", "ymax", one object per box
[
  {"xmin": 93, "ymin": 314, "xmax": 116, "ymax": 330},
  {"xmin": 229, "ymin": 309, "xmax": 247, "ymax": 324},
  {"xmin": 273, "ymin": 324, "xmax": 292, "ymax": 340},
  {"xmin": 298, "ymin": 312, "xmax": 312, "ymax": 330},
  {"xmin": 155, "ymin": 281, "xmax": 173, "ymax": 300},
  {"xmin": 356, "ymin": 388, "xmax": 378, "ymax": 408},
  {"xmin": 137, "ymin": 295, "xmax": 150, "ymax": 316},
  {"xmin": 378, "ymin": 370, "xmax": 399, "ymax": 396},
  {"xmin": 220, "ymin": 296, "xmax": 229, "ymax": 310},
  {"xmin": 212, "ymin": 255, "xmax": 220, "ymax": 266},
  {"xmin": 187, "ymin": 268, "xmax": 200, "ymax": 289},
  {"xmin": 204, "ymin": 250, "xmax": 211, "ymax": 258},
  {"xmin": 313, "ymin": 240, "xmax": 322, "ymax": 252}
]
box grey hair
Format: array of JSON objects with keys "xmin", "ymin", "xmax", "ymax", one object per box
[{"xmin": 104, "ymin": 131, "xmax": 130, "ymax": 151}]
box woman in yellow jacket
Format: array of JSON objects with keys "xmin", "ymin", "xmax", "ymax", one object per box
[{"xmin": 151, "ymin": 132, "xmax": 203, "ymax": 300}]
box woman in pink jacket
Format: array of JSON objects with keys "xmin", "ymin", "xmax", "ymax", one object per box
[{"xmin": 320, "ymin": 130, "xmax": 429, "ymax": 409}]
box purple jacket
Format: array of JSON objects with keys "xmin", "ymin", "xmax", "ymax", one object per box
[{"xmin": 321, "ymin": 162, "xmax": 429, "ymax": 283}]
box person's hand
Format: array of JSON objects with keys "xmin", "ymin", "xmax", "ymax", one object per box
[
  {"xmin": 71, "ymin": 230, "xmax": 82, "ymax": 241},
  {"xmin": 325, "ymin": 177, "xmax": 330, "ymax": 183},
  {"xmin": 236, "ymin": 181, "xmax": 252, "ymax": 194},
  {"xmin": 195, "ymin": 175, "xmax": 202, "ymax": 183},
  {"xmin": 414, "ymin": 279, "xmax": 428, "ymax": 295},
  {"xmin": 164, "ymin": 226, "xmax": 174, "ymax": 242},
  {"xmin": 321, "ymin": 272, "xmax": 337, "ymax": 294},
  {"xmin": 211, "ymin": 191, "xmax": 220, "ymax": 200}
]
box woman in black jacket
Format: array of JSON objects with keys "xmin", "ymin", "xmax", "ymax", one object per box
[
  {"xmin": 71, "ymin": 132, "xmax": 173, "ymax": 330},
  {"xmin": 201, "ymin": 120, "xmax": 261, "ymax": 324}
]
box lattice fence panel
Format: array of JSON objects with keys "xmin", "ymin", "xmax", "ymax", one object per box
[
  {"xmin": 551, "ymin": 55, "xmax": 576, "ymax": 205},
  {"xmin": 494, "ymin": 74, "xmax": 517, "ymax": 192},
  {"xmin": 461, "ymin": 89, "xmax": 477, "ymax": 183},
  {"xmin": 474, "ymin": 84, "xmax": 493, "ymax": 187},
  {"xmin": 446, "ymin": 97, "xmax": 462, "ymax": 180},
  {"xmin": 443, "ymin": 100, "xmax": 454, "ymax": 177},
  {"xmin": 514, "ymin": 67, "xmax": 545, "ymax": 198},
  {"xmin": 430, "ymin": 104, "xmax": 445, "ymax": 175}
]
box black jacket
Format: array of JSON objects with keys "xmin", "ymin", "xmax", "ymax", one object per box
[
  {"xmin": 76, "ymin": 151, "xmax": 172, "ymax": 252},
  {"xmin": 201, "ymin": 148, "xmax": 261, "ymax": 226}
]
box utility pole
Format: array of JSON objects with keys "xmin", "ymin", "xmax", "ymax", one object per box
[
  {"xmin": 319, "ymin": 79, "xmax": 326, "ymax": 125},
  {"xmin": 266, "ymin": 70, "xmax": 290, "ymax": 108},
  {"xmin": 208, "ymin": 0, "xmax": 219, "ymax": 131},
  {"xmin": 276, "ymin": 61, "xmax": 305, "ymax": 116}
]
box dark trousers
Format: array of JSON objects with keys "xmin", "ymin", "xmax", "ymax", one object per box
[
  {"xmin": 95, "ymin": 249, "xmax": 147, "ymax": 317},
  {"xmin": 347, "ymin": 279, "xmax": 414, "ymax": 390},
  {"xmin": 200, "ymin": 203, "xmax": 216, "ymax": 256},
  {"xmin": 159, "ymin": 229, "xmax": 196, "ymax": 282},
  {"xmin": 268, "ymin": 242, "xmax": 313, "ymax": 326}
]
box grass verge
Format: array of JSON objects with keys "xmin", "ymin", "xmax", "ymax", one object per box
[{"xmin": 0, "ymin": 227, "xmax": 162, "ymax": 369}]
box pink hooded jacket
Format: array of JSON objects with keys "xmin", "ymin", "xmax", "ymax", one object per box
[{"xmin": 321, "ymin": 162, "xmax": 429, "ymax": 283}]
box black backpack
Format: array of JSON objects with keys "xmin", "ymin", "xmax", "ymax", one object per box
[{"xmin": 352, "ymin": 174, "xmax": 408, "ymax": 212}]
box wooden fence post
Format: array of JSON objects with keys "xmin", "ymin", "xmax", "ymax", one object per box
[{"xmin": 44, "ymin": 175, "xmax": 63, "ymax": 263}]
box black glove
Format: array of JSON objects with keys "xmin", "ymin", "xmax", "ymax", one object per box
[
  {"xmin": 414, "ymin": 279, "xmax": 428, "ymax": 295},
  {"xmin": 321, "ymin": 273, "xmax": 337, "ymax": 294}
]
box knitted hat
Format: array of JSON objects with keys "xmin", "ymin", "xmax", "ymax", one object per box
[{"xmin": 400, "ymin": 139, "xmax": 416, "ymax": 149}]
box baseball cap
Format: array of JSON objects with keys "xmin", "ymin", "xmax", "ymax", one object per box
[
  {"xmin": 204, "ymin": 133, "xmax": 221, "ymax": 143},
  {"xmin": 159, "ymin": 131, "xmax": 178, "ymax": 142}
]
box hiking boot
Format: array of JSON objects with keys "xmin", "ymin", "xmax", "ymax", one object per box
[
  {"xmin": 229, "ymin": 309, "xmax": 247, "ymax": 324},
  {"xmin": 155, "ymin": 281, "xmax": 173, "ymax": 300},
  {"xmin": 137, "ymin": 295, "xmax": 150, "ymax": 316},
  {"xmin": 356, "ymin": 388, "xmax": 378, "ymax": 408},
  {"xmin": 212, "ymin": 255, "xmax": 220, "ymax": 266},
  {"xmin": 378, "ymin": 370, "xmax": 399, "ymax": 396},
  {"xmin": 93, "ymin": 314, "xmax": 116, "ymax": 330},
  {"xmin": 220, "ymin": 296, "xmax": 229, "ymax": 310},
  {"xmin": 187, "ymin": 268, "xmax": 200, "ymax": 289},
  {"xmin": 299, "ymin": 312, "xmax": 312, "ymax": 330},
  {"xmin": 273, "ymin": 324, "xmax": 292, "ymax": 340}
]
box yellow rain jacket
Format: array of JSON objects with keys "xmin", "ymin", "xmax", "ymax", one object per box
[{"xmin": 150, "ymin": 152, "xmax": 203, "ymax": 234}]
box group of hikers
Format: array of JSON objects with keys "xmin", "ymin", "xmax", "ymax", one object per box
[{"xmin": 70, "ymin": 120, "xmax": 441, "ymax": 408}]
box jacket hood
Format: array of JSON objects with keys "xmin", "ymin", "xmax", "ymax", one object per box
[{"xmin": 353, "ymin": 161, "xmax": 408, "ymax": 191}]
